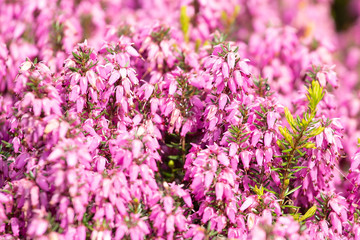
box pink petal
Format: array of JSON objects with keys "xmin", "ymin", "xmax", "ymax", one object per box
[
  {"xmin": 240, "ymin": 196, "xmax": 256, "ymax": 212},
  {"xmin": 241, "ymin": 151, "xmax": 251, "ymax": 170},
  {"xmin": 219, "ymin": 94, "xmax": 228, "ymax": 110},
  {"xmin": 79, "ymin": 76, "xmax": 88, "ymax": 95},
  {"xmin": 204, "ymin": 172, "xmax": 214, "ymax": 189},
  {"xmin": 132, "ymin": 140, "xmax": 143, "ymax": 159},
  {"xmin": 86, "ymin": 70, "xmax": 96, "ymax": 88},
  {"xmin": 202, "ymin": 207, "xmax": 214, "ymax": 223},
  {"xmin": 34, "ymin": 219, "xmax": 48, "ymax": 236},
  {"xmin": 66, "ymin": 152, "xmax": 78, "ymax": 167},
  {"xmin": 109, "ymin": 71, "xmax": 120, "ymax": 85},
  {"xmin": 267, "ymin": 112, "xmax": 276, "ymax": 129},
  {"xmin": 12, "ymin": 137, "xmax": 20, "ymax": 153},
  {"xmin": 264, "ymin": 132, "xmax": 272, "ymax": 147},
  {"xmin": 218, "ymin": 152, "xmax": 229, "ymax": 166},
  {"xmin": 33, "ymin": 98, "xmax": 42, "ymax": 116},
  {"xmin": 105, "ymin": 203, "xmax": 115, "ymax": 222},
  {"xmin": 22, "ymin": 92, "xmax": 35, "ymax": 108},
  {"xmin": 143, "ymin": 83, "xmax": 154, "ymax": 100},
  {"xmin": 166, "ymin": 215, "xmax": 175, "ymax": 233},
  {"xmin": 222, "ymin": 62, "xmax": 229, "ymax": 78},
  {"xmin": 96, "ymin": 156, "xmax": 106, "ymax": 173},
  {"xmin": 42, "ymin": 98, "xmax": 51, "ymax": 115},
  {"xmin": 255, "ymin": 149, "xmax": 263, "ymax": 166},
  {"xmin": 126, "ymin": 45, "xmax": 139, "ymax": 57},
  {"xmin": 10, "ymin": 218, "xmax": 19, "ymax": 236},
  {"xmin": 227, "ymin": 52, "xmax": 235, "ymax": 69},
  {"xmin": 164, "ymin": 196, "xmax": 173, "ymax": 214},
  {"xmin": 215, "ymin": 182, "xmax": 224, "ymax": 200}
]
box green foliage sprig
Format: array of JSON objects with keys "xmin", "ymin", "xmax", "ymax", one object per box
[{"xmin": 276, "ymin": 80, "xmax": 325, "ymax": 210}]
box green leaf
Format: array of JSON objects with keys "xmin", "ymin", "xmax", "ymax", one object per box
[
  {"xmin": 285, "ymin": 185, "xmax": 302, "ymax": 196},
  {"xmin": 282, "ymin": 148, "xmax": 293, "ymax": 153},
  {"xmin": 254, "ymin": 110, "xmax": 265, "ymax": 118},
  {"xmin": 298, "ymin": 149, "xmax": 306, "ymax": 157},
  {"xmin": 209, "ymin": 231, "xmax": 218, "ymax": 236},
  {"xmin": 69, "ymin": 67, "xmax": 79, "ymax": 72},
  {"xmin": 279, "ymin": 126, "xmax": 293, "ymax": 147},
  {"xmin": 207, "ymin": 221, "xmax": 212, "ymax": 232},
  {"xmin": 284, "ymin": 107, "xmax": 297, "ymax": 132},
  {"xmin": 299, "ymin": 142, "xmax": 316, "ymax": 149},
  {"xmin": 72, "ymin": 52, "xmax": 81, "ymax": 60},
  {"xmin": 282, "ymin": 205, "xmax": 301, "ymax": 209},
  {"xmin": 239, "ymin": 134, "xmax": 251, "ymax": 143},
  {"xmin": 263, "ymin": 187, "xmax": 276, "ymax": 195},
  {"xmin": 299, "ymin": 205, "xmax": 317, "ymax": 221},
  {"xmin": 292, "ymin": 166, "xmax": 307, "ymax": 173},
  {"xmin": 168, "ymin": 155, "xmax": 180, "ymax": 160},
  {"xmin": 309, "ymin": 126, "xmax": 325, "ymax": 137}
]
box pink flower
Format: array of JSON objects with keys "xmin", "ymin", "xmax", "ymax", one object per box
[
  {"xmin": 215, "ymin": 182, "xmax": 224, "ymax": 200},
  {"xmin": 22, "ymin": 92, "xmax": 35, "ymax": 108},
  {"xmin": 175, "ymin": 213, "xmax": 187, "ymax": 231},
  {"xmin": 170, "ymin": 109, "xmax": 181, "ymax": 126},
  {"xmin": 264, "ymin": 132, "xmax": 272, "ymax": 147},
  {"xmin": 219, "ymin": 94, "xmax": 228, "ymax": 110},
  {"xmin": 226, "ymin": 202, "xmax": 236, "ymax": 223},
  {"xmin": 126, "ymin": 45, "xmax": 139, "ymax": 57},
  {"xmin": 202, "ymin": 207, "xmax": 215, "ymax": 223},
  {"xmin": 247, "ymin": 213, "xmax": 256, "ymax": 230},
  {"xmin": 227, "ymin": 52, "xmax": 235, "ymax": 69},
  {"xmin": 163, "ymin": 196, "xmax": 173, "ymax": 214},
  {"xmin": 96, "ymin": 156, "xmax": 106, "ymax": 173},
  {"xmin": 10, "ymin": 218, "xmax": 19, "ymax": 236},
  {"xmin": 66, "ymin": 152, "xmax": 78, "ymax": 167},
  {"xmin": 218, "ymin": 152, "xmax": 229, "ymax": 166},
  {"xmin": 79, "ymin": 76, "xmax": 88, "ymax": 94},
  {"xmin": 206, "ymin": 105, "xmax": 218, "ymax": 121},
  {"xmin": 255, "ymin": 149, "xmax": 263, "ymax": 166},
  {"xmin": 33, "ymin": 98, "xmax": 42, "ymax": 116},
  {"xmin": 86, "ymin": 70, "xmax": 96, "ymax": 88},
  {"xmin": 132, "ymin": 140, "xmax": 143, "ymax": 159},
  {"xmin": 252, "ymin": 130, "xmax": 262, "ymax": 146},
  {"xmin": 166, "ymin": 215, "xmax": 175, "ymax": 233},
  {"xmin": 109, "ymin": 71, "xmax": 120, "ymax": 85},
  {"xmin": 105, "ymin": 203, "xmax": 115, "ymax": 222},
  {"xmin": 216, "ymin": 215, "xmax": 227, "ymax": 232},
  {"xmin": 329, "ymin": 212, "xmax": 342, "ymax": 234},
  {"xmin": 222, "ymin": 62, "xmax": 229, "ymax": 78},
  {"xmin": 241, "ymin": 151, "xmax": 251, "ymax": 170},
  {"xmin": 12, "ymin": 137, "xmax": 20, "ymax": 153},
  {"xmin": 143, "ymin": 83, "xmax": 154, "ymax": 100},
  {"xmin": 267, "ymin": 112, "xmax": 276, "ymax": 129},
  {"xmin": 317, "ymin": 72, "xmax": 326, "ymax": 87},
  {"xmin": 204, "ymin": 172, "xmax": 214, "ymax": 189},
  {"xmin": 27, "ymin": 219, "xmax": 48, "ymax": 236},
  {"xmin": 240, "ymin": 196, "xmax": 257, "ymax": 212}
]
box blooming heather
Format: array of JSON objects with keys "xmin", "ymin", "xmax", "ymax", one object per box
[{"xmin": 0, "ymin": 0, "xmax": 360, "ymax": 239}]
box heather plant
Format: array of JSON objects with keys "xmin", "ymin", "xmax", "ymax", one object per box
[{"xmin": 0, "ymin": 0, "xmax": 360, "ymax": 239}]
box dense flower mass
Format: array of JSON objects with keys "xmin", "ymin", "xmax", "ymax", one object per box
[{"xmin": 1, "ymin": 0, "xmax": 360, "ymax": 239}]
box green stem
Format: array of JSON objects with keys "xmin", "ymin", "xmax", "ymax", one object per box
[{"xmin": 181, "ymin": 136, "xmax": 186, "ymax": 164}]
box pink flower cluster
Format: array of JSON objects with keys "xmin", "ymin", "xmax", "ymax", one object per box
[{"xmin": 0, "ymin": 0, "xmax": 360, "ymax": 239}]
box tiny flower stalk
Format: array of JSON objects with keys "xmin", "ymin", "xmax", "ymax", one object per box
[{"xmin": 277, "ymin": 80, "xmax": 325, "ymax": 208}]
